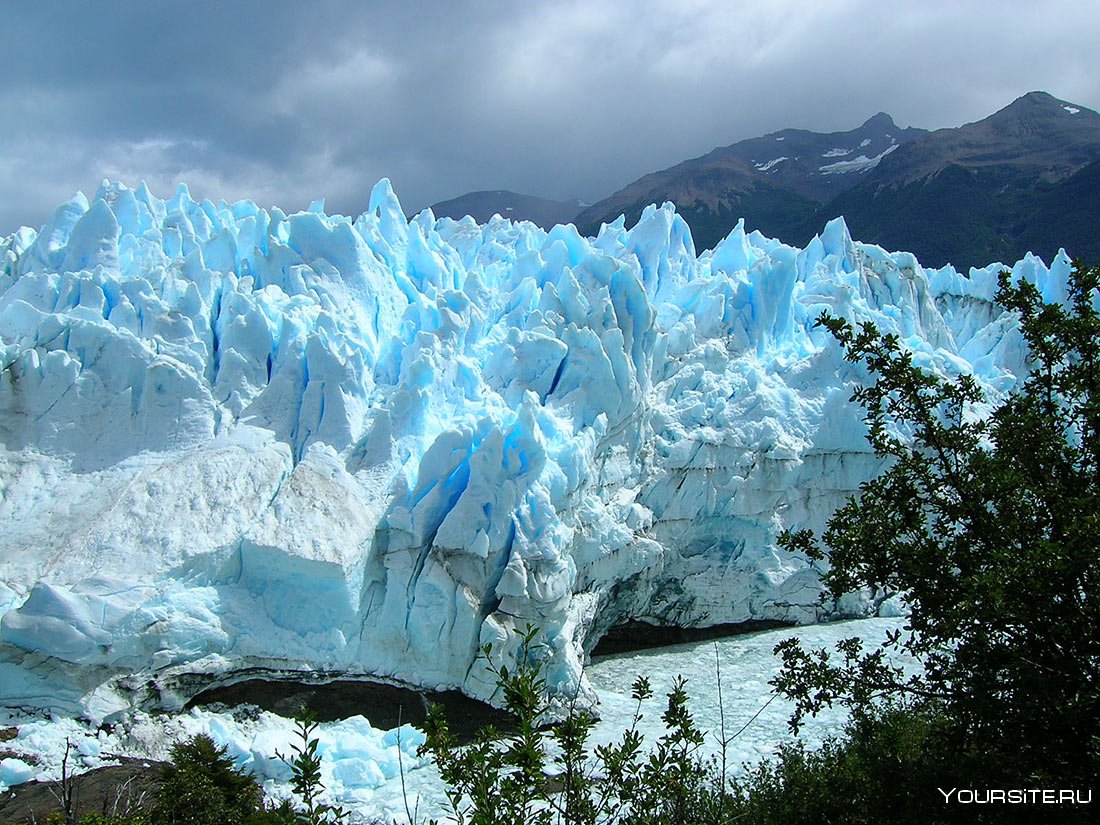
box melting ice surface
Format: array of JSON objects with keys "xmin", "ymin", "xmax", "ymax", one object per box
[{"xmin": 0, "ymin": 179, "xmax": 1072, "ymax": 724}]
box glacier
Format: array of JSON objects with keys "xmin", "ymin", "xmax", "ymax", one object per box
[{"xmin": 0, "ymin": 178, "xmax": 1070, "ymax": 721}]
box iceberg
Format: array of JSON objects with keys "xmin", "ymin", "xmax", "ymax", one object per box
[{"xmin": 0, "ymin": 180, "xmax": 1070, "ymax": 720}]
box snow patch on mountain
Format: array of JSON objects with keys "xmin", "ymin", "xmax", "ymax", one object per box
[
  {"xmin": 0, "ymin": 180, "xmax": 1071, "ymax": 720},
  {"xmin": 819, "ymin": 143, "xmax": 898, "ymax": 175},
  {"xmin": 754, "ymin": 157, "xmax": 788, "ymax": 172}
]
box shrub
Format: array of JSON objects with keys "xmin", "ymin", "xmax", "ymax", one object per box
[
  {"xmin": 277, "ymin": 714, "xmax": 347, "ymax": 825},
  {"xmin": 418, "ymin": 624, "xmax": 722, "ymax": 825},
  {"xmin": 723, "ymin": 701, "xmax": 969, "ymax": 825},
  {"xmin": 150, "ymin": 734, "xmax": 265, "ymax": 825}
]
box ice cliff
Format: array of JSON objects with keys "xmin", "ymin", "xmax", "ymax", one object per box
[{"xmin": 0, "ymin": 180, "xmax": 1071, "ymax": 720}]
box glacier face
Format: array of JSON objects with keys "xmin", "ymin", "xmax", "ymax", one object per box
[{"xmin": 0, "ymin": 179, "xmax": 1070, "ymax": 720}]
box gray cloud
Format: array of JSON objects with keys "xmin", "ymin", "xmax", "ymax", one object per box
[{"xmin": 2, "ymin": 0, "xmax": 1099, "ymax": 233}]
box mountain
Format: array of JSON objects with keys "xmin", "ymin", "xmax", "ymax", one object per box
[
  {"xmin": 575, "ymin": 113, "xmax": 927, "ymax": 250},
  {"xmin": 0, "ymin": 179, "xmax": 1063, "ymax": 720},
  {"xmin": 427, "ymin": 189, "xmax": 582, "ymax": 229},
  {"xmin": 808, "ymin": 92, "xmax": 1100, "ymax": 267},
  {"xmin": 578, "ymin": 92, "xmax": 1100, "ymax": 268}
]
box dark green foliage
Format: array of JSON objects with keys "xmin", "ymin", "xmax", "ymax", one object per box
[
  {"xmin": 54, "ymin": 815, "xmax": 150, "ymax": 825},
  {"xmin": 421, "ymin": 629, "xmax": 1013, "ymax": 824},
  {"xmin": 806, "ymin": 165, "xmax": 1025, "ymax": 267},
  {"xmin": 581, "ymin": 161, "xmax": 1100, "ymax": 269},
  {"xmin": 36, "ymin": 728, "xmax": 328, "ymax": 825},
  {"xmin": 673, "ymin": 186, "xmax": 823, "ymax": 253},
  {"xmin": 138, "ymin": 733, "xmax": 304, "ymax": 825},
  {"xmin": 1022, "ymin": 159, "xmax": 1100, "ymax": 265},
  {"xmin": 721, "ymin": 701, "xmax": 1034, "ymax": 825},
  {"xmin": 582, "ymin": 162, "xmax": 1100, "ymax": 268},
  {"xmin": 774, "ymin": 262, "xmax": 1100, "ymax": 789},
  {"xmin": 150, "ymin": 734, "xmax": 265, "ymax": 825},
  {"xmin": 27, "ymin": 714, "xmax": 343, "ymax": 825},
  {"xmin": 726, "ymin": 703, "xmax": 923, "ymax": 825},
  {"xmin": 43, "ymin": 813, "xmax": 148, "ymax": 825},
  {"xmin": 419, "ymin": 625, "xmax": 557, "ymax": 825}
]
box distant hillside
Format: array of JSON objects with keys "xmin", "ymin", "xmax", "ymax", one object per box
[
  {"xmin": 576, "ymin": 91, "xmax": 1100, "ymax": 268},
  {"xmin": 806, "ymin": 92, "xmax": 1100, "ymax": 267},
  {"xmin": 428, "ymin": 190, "xmax": 582, "ymax": 229},
  {"xmin": 1022, "ymin": 157, "xmax": 1100, "ymax": 264},
  {"xmin": 575, "ymin": 113, "xmax": 926, "ymax": 251}
]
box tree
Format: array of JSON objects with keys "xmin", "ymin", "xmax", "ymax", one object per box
[
  {"xmin": 151, "ymin": 734, "xmax": 265, "ymax": 825},
  {"xmin": 774, "ymin": 261, "xmax": 1100, "ymax": 786}
]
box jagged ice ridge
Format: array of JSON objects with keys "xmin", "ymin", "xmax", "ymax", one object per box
[{"xmin": 0, "ymin": 179, "xmax": 1072, "ymax": 721}]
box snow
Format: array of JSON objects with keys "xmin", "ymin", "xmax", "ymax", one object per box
[
  {"xmin": 0, "ymin": 179, "xmax": 1072, "ymax": 723},
  {"xmin": 818, "ymin": 143, "xmax": 897, "ymax": 175},
  {"xmin": 0, "ymin": 617, "xmax": 912, "ymax": 823},
  {"xmin": 754, "ymin": 157, "xmax": 788, "ymax": 172},
  {"xmin": 821, "ymin": 148, "xmax": 852, "ymax": 158},
  {"xmin": 859, "ymin": 138, "xmax": 871, "ymax": 147},
  {"xmin": 1064, "ymin": 105, "xmax": 1080, "ymax": 115}
]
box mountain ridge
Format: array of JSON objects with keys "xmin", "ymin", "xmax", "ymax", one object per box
[
  {"xmin": 809, "ymin": 91, "xmax": 1100, "ymax": 266},
  {"xmin": 572, "ymin": 109, "xmax": 928, "ymax": 250},
  {"xmin": 438, "ymin": 92, "xmax": 1098, "ymax": 268},
  {"xmin": 426, "ymin": 189, "xmax": 582, "ymax": 230}
]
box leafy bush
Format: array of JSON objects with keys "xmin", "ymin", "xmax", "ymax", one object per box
[
  {"xmin": 723, "ymin": 701, "xmax": 973, "ymax": 825},
  {"xmin": 35, "ymin": 716, "xmax": 348, "ymax": 825},
  {"xmin": 62, "ymin": 815, "xmax": 151, "ymax": 825},
  {"xmin": 102, "ymin": 717, "xmax": 347, "ymax": 825}
]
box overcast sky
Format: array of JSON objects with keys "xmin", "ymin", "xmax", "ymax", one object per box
[{"xmin": 2, "ymin": 0, "xmax": 1099, "ymax": 233}]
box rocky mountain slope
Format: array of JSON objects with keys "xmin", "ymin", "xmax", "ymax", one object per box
[
  {"xmin": 577, "ymin": 92, "xmax": 1100, "ymax": 267},
  {"xmin": 812, "ymin": 92, "xmax": 1100, "ymax": 266}
]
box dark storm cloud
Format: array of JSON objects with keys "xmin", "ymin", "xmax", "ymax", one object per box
[{"xmin": 2, "ymin": 0, "xmax": 1099, "ymax": 233}]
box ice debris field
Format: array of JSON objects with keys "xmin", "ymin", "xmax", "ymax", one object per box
[
  {"xmin": 0, "ymin": 618, "xmax": 911, "ymax": 821},
  {"xmin": 0, "ymin": 179, "xmax": 1069, "ymax": 721}
]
